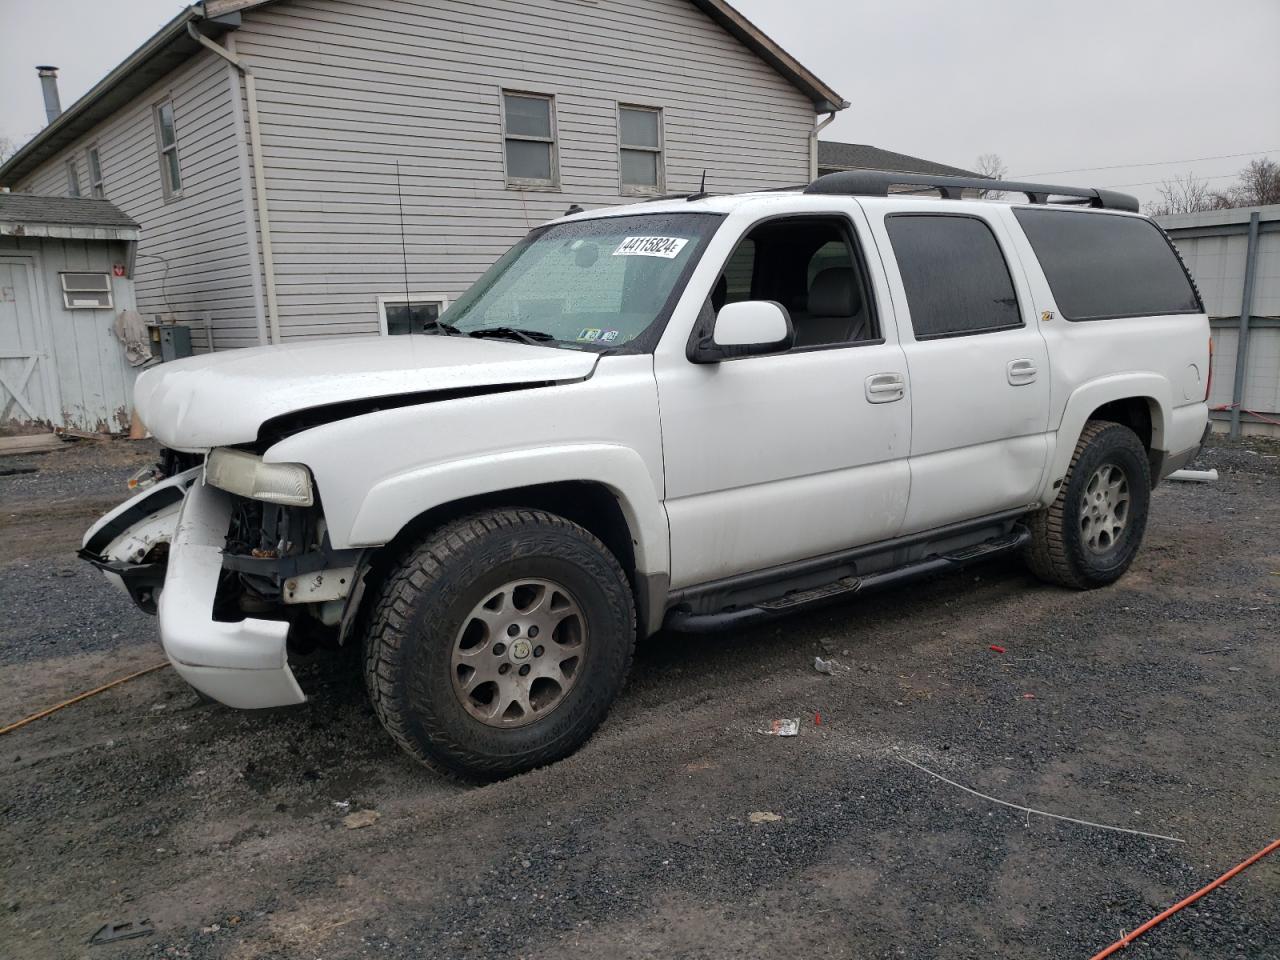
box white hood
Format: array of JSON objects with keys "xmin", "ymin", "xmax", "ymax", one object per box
[{"xmin": 134, "ymin": 335, "xmax": 598, "ymax": 450}]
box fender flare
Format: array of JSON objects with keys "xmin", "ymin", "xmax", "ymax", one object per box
[
  {"xmin": 1040, "ymin": 373, "xmax": 1171, "ymax": 501},
  {"xmin": 343, "ymin": 443, "xmax": 669, "ymax": 579}
]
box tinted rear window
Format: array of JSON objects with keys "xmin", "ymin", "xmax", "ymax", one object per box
[
  {"xmin": 886, "ymin": 214, "xmax": 1022, "ymax": 339},
  {"xmin": 1014, "ymin": 209, "xmax": 1201, "ymax": 321}
]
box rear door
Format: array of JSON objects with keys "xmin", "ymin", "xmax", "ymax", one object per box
[{"xmin": 864, "ymin": 200, "xmax": 1052, "ymax": 534}]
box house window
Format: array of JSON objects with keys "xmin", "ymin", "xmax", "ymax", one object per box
[
  {"xmin": 618, "ymin": 105, "xmax": 663, "ymax": 194},
  {"xmin": 65, "ymin": 159, "xmax": 81, "ymax": 198},
  {"xmin": 154, "ymin": 99, "xmax": 183, "ymax": 198},
  {"xmin": 60, "ymin": 272, "xmax": 113, "ymax": 309},
  {"xmin": 502, "ymin": 91, "xmax": 557, "ymax": 187},
  {"xmin": 377, "ymin": 296, "xmax": 450, "ymax": 336},
  {"xmin": 87, "ymin": 147, "xmax": 106, "ymax": 199}
]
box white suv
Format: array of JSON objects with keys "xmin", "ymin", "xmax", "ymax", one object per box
[{"xmin": 83, "ymin": 171, "xmax": 1211, "ymax": 780}]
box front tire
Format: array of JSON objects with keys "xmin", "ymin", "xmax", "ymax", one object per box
[
  {"xmin": 1024, "ymin": 420, "xmax": 1151, "ymax": 589},
  {"xmin": 363, "ymin": 508, "xmax": 635, "ymax": 781}
]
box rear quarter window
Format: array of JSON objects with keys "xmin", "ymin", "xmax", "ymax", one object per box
[{"xmin": 1013, "ymin": 208, "xmax": 1202, "ymax": 321}]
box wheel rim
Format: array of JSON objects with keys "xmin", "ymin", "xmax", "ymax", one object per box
[
  {"xmin": 450, "ymin": 578, "xmax": 587, "ymax": 728},
  {"xmin": 1079, "ymin": 462, "xmax": 1131, "ymax": 554}
]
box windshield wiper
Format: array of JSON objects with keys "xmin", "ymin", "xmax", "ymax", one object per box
[
  {"xmin": 468, "ymin": 326, "xmax": 557, "ymax": 346},
  {"xmin": 422, "ymin": 319, "xmax": 464, "ymax": 336}
]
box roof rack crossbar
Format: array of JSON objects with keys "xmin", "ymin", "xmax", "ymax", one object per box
[{"xmin": 804, "ymin": 170, "xmax": 1140, "ymax": 213}]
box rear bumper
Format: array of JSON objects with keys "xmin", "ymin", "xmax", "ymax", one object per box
[
  {"xmin": 159, "ymin": 480, "xmax": 305, "ymax": 708},
  {"xmin": 1153, "ymin": 405, "xmax": 1211, "ymax": 484}
]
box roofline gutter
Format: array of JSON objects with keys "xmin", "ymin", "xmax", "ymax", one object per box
[
  {"xmin": 809, "ymin": 112, "xmax": 837, "ymax": 183},
  {"xmin": 690, "ymin": 0, "xmax": 848, "ymax": 113},
  {"xmin": 185, "ymin": 22, "xmax": 280, "ymax": 346},
  {"xmin": 0, "ymin": 6, "xmax": 202, "ymax": 186}
]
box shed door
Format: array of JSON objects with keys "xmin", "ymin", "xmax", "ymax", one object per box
[{"xmin": 0, "ymin": 257, "xmax": 59, "ymax": 427}]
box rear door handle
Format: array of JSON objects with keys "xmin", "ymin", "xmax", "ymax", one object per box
[
  {"xmin": 865, "ymin": 372, "xmax": 905, "ymax": 403},
  {"xmin": 1007, "ymin": 358, "xmax": 1038, "ymax": 385}
]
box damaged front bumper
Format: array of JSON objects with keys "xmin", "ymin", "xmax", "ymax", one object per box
[
  {"xmin": 159, "ymin": 479, "xmax": 305, "ymax": 708},
  {"xmin": 80, "ymin": 467, "xmax": 200, "ymax": 613},
  {"xmin": 81, "ymin": 468, "xmax": 307, "ymax": 709}
]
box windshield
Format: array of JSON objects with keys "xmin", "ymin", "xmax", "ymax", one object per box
[{"xmin": 442, "ymin": 212, "xmax": 721, "ymax": 350}]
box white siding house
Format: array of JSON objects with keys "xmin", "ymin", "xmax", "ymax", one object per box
[{"xmin": 1, "ymin": 0, "xmax": 844, "ymax": 359}]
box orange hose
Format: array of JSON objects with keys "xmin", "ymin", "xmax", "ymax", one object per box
[
  {"xmin": 1088, "ymin": 837, "xmax": 1280, "ymax": 959},
  {"xmin": 0, "ymin": 662, "xmax": 169, "ymax": 736}
]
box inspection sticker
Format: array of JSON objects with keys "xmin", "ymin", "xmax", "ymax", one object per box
[{"xmin": 612, "ymin": 236, "xmax": 689, "ymax": 259}]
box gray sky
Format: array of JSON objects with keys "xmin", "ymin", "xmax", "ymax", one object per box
[{"xmin": 2, "ymin": 0, "xmax": 1278, "ymax": 206}]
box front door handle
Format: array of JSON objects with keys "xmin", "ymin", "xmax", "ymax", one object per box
[
  {"xmin": 865, "ymin": 372, "xmax": 905, "ymax": 403},
  {"xmin": 1007, "ymin": 358, "xmax": 1038, "ymax": 385}
]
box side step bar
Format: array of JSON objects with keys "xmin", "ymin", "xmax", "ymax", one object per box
[{"xmin": 664, "ymin": 527, "xmax": 1030, "ymax": 634}]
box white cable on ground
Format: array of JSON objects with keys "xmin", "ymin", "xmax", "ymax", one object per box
[{"xmin": 900, "ymin": 757, "xmax": 1185, "ymax": 843}]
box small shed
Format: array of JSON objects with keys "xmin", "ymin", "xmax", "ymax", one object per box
[{"xmin": 0, "ymin": 194, "xmax": 140, "ymax": 432}]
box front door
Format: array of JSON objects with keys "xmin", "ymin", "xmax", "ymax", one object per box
[
  {"xmin": 867, "ymin": 204, "xmax": 1052, "ymax": 534},
  {"xmin": 655, "ymin": 211, "xmax": 912, "ymax": 590},
  {"xmin": 0, "ymin": 256, "xmax": 58, "ymax": 427}
]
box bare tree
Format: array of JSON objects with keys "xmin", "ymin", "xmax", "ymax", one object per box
[
  {"xmin": 974, "ymin": 153, "xmax": 1006, "ymax": 199},
  {"xmin": 0, "ymin": 135, "xmax": 18, "ymax": 164},
  {"xmin": 1228, "ymin": 158, "xmax": 1280, "ymax": 206},
  {"xmin": 1147, "ymin": 172, "xmax": 1220, "ymax": 216}
]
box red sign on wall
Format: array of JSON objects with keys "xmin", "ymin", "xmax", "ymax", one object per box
[{"xmin": 112, "ymin": 264, "xmax": 126, "ymax": 278}]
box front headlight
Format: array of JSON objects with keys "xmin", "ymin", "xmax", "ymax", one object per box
[{"xmin": 204, "ymin": 448, "xmax": 314, "ymax": 507}]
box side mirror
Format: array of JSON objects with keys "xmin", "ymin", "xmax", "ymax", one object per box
[{"xmin": 690, "ymin": 301, "xmax": 794, "ymax": 363}]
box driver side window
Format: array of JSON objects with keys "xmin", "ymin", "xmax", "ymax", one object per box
[{"xmin": 710, "ymin": 217, "xmax": 878, "ymax": 349}]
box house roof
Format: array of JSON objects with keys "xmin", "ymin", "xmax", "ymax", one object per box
[
  {"xmin": 0, "ymin": 1, "xmax": 846, "ymax": 188},
  {"xmin": 818, "ymin": 141, "xmax": 979, "ymax": 178},
  {"xmin": 204, "ymin": 0, "xmax": 848, "ymax": 111},
  {"xmin": 0, "ymin": 6, "xmax": 239, "ymax": 187},
  {"xmin": 0, "ymin": 193, "xmax": 140, "ymax": 240}
]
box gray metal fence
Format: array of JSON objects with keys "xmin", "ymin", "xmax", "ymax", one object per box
[{"xmin": 1158, "ymin": 204, "xmax": 1280, "ymax": 437}]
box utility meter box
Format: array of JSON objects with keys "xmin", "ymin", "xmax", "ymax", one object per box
[{"xmin": 149, "ymin": 324, "xmax": 192, "ymax": 362}]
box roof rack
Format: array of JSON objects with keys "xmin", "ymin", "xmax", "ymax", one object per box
[{"xmin": 804, "ymin": 170, "xmax": 1140, "ymax": 213}]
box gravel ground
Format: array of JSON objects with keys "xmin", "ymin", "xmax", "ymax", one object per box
[{"xmin": 1, "ymin": 435, "xmax": 1277, "ymax": 960}]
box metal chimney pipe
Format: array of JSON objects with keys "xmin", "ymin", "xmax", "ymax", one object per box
[{"xmin": 36, "ymin": 66, "xmax": 62, "ymax": 124}]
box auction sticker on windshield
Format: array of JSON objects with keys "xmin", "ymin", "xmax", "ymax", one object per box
[{"xmin": 613, "ymin": 236, "xmax": 689, "ymax": 259}]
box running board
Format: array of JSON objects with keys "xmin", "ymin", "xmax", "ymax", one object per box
[{"xmin": 664, "ymin": 527, "xmax": 1030, "ymax": 634}]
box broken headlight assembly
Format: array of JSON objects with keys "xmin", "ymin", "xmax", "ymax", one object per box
[{"xmin": 204, "ymin": 447, "xmax": 315, "ymax": 507}]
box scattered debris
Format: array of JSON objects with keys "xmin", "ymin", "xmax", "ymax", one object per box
[
  {"xmin": 54, "ymin": 426, "xmax": 112, "ymax": 443},
  {"xmin": 332, "ymin": 800, "xmax": 351, "ymax": 812},
  {"xmin": 343, "ymin": 809, "xmax": 380, "ymax": 829},
  {"xmin": 748, "ymin": 811, "xmax": 782, "ymax": 824},
  {"xmin": 1197, "ymin": 647, "xmax": 1236, "ymax": 655},
  {"xmin": 0, "ymin": 433, "xmax": 63, "ymax": 457},
  {"xmin": 899, "ymin": 756, "xmax": 1184, "ymax": 843},
  {"xmin": 1167, "ymin": 468, "xmax": 1218, "ymax": 483},
  {"xmin": 1022, "ymin": 693, "xmax": 1036, "ymax": 700},
  {"xmin": 761, "ymin": 718, "xmax": 799, "ymax": 737},
  {"xmin": 989, "ymin": 645, "xmax": 1006, "ymax": 654},
  {"xmin": 814, "ymin": 711, "xmax": 822, "ymax": 726},
  {"xmin": 88, "ymin": 919, "xmax": 154, "ymax": 945},
  {"xmin": 813, "ymin": 656, "xmax": 835, "ymax": 675}
]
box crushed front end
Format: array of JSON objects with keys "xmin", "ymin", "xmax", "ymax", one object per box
[{"xmin": 80, "ymin": 448, "xmax": 363, "ymax": 708}]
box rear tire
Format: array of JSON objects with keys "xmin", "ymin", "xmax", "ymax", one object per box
[
  {"xmin": 362, "ymin": 508, "xmax": 635, "ymax": 781},
  {"xmin": 1024, "ymin": 420, "xmax": 1151, "ymax": 589}
]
